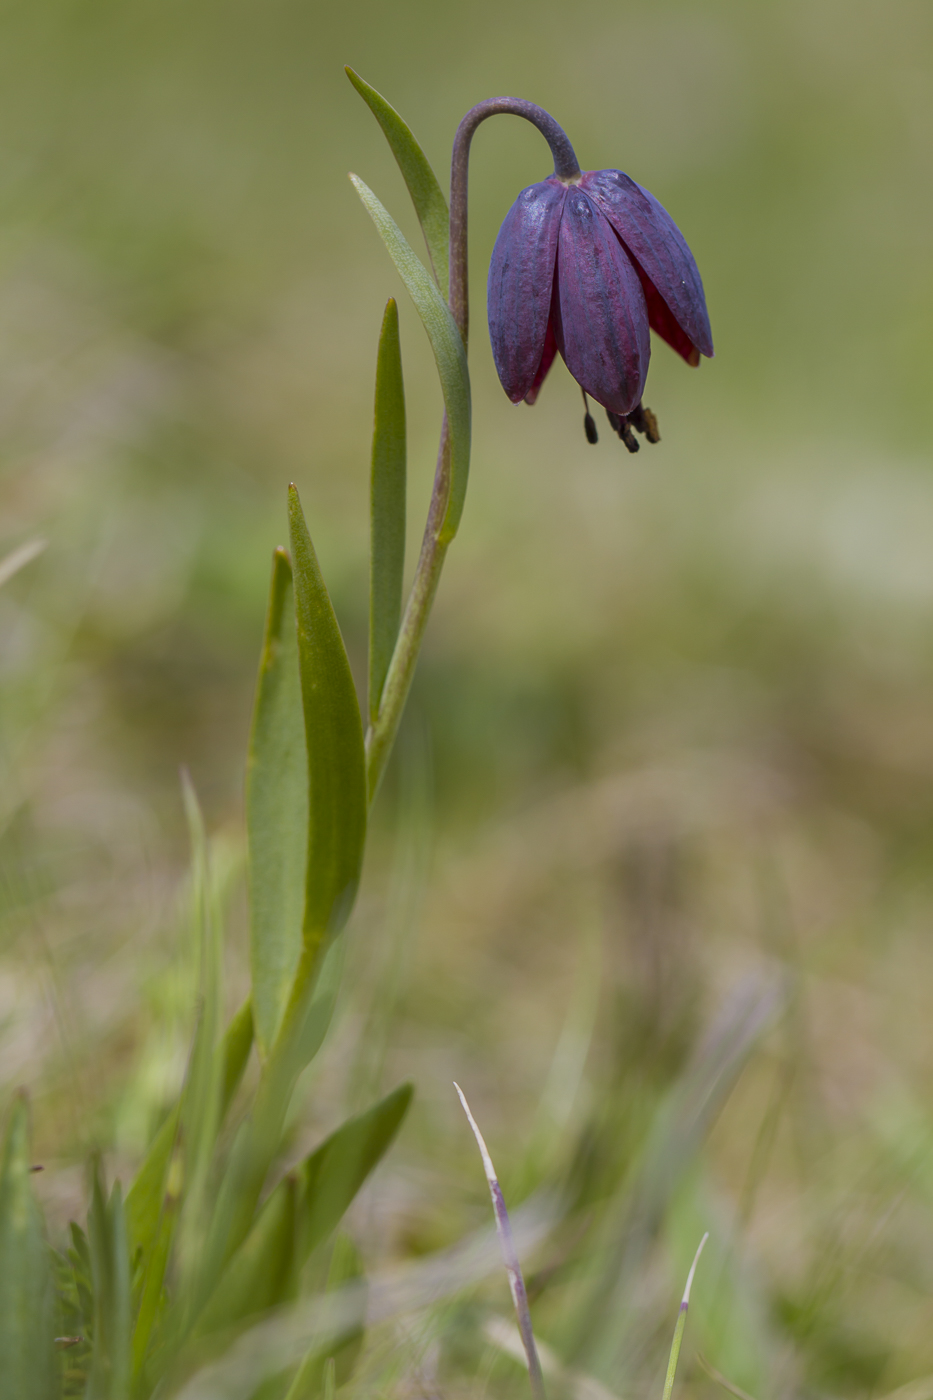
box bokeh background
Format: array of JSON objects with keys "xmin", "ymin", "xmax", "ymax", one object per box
[{"xmin": 2, "ymin": 0, "xmax": 933, "ymax": 1396}]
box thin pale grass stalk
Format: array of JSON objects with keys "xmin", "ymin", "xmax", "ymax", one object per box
[
  {"xmin": 696, "ymin": 1353, "xmax": 758, "ymax": 1400},
  {"xmin": 661, "ymin": 1233, "xmax": 708, "ymax": 1400},
  {"xmin": 483, "ymin": 1317, "xmax": 620, "ymax": 1400},
  {"xmin": 454, "ymin": 1083, "xmax": 546, "ymax": 1400},
  {"xmin": 0, "ymin": 537, "xmax": 46, "ymax": 589}
]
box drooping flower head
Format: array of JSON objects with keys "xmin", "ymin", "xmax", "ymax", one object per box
[{"xmin": 487, "ymin": 165, "xmax": 713, "ymax": 449}]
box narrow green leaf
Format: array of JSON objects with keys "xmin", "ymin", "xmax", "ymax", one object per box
[
  {"xmin": 287, "ymin": 485, "xmax": 367, "ymax": 969},
  {"xmin": 125, "ymin": 999, "xmax": 253, "ymax": 1270},
  {"xmin": 295, "ymin": 1081, "xmax": 413, "ymax": 1262},
  {"xmin": 349, "ymin": 176, "xmax": 471, "ymax": 541},
  {"xmin": 369, "ymin": 298, "xmax": 407, "ymax": 723},
  {"xmin": 220, "ymin": 998, "xmax": 255, "ymax": 1109},
  {"xmin": 86, "ymin": 1172, "xmax": 132, "ymax": 1400},
  {"xmin": 345, "ymin": 67, "xmax": 450, "ymax": 292},
  {"xmin": 180, "ymin": 1081, "xmax": 405, "ymax": 1372},
  {"xmin": 0, "ymin": 1093, "xmax": 57, "ymax": 1400},
  {"xmin": 662, "ymin": 1233, "xmax": 708, "ymax": 1400},
  {"xmin": 130, "ymin": 1004, "xmax": 253, "ymax": 1382},
  {"xmin": 191, "ymin": 501, "xmax": 368, "ymax": 1311},
  {"xmin": 190, "ymin": 1178, "xmax": 297, "ymax": 1341},
  {"xmin": 247, "ymin": 547, "xmax": 308, "ymax": 1057},
  {"xmin": 175, "ymin": 775, "xmax": 225, "ymax": 1301}
]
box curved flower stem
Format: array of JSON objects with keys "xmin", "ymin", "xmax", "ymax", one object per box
[
  {"xmin": 365, "ymin": 100, "xmax": 580, "ymax": 802},
  {"xmin": 448, "ymin": 98, "xmax": 580, "ymax": 346}
]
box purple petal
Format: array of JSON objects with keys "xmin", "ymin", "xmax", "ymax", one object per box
[
  {"xmin": 555, "ymin": 188, "xmax": 649, "ymax": 416},
  {"xmin": 582, "ymin": 169, "xmax": 713, "ymax": 361},
  {"xmin": 487, "ymin": 179, "xmax": 565, "ymax": 403},
  {"xmin": 524, "ymin": 316, "xmax": 558, "ymax": 405}
]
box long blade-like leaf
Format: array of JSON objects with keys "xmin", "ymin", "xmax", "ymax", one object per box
[
  {"xmin": 455, "ymin": 1084, "xmax": 545, "ymax": 1400},
  {"xmin": 126, "ymin": 999, "xmax": 253, "ymax": 1268},
  {"xmin": 175, "ymin": 776, "xmax": 225, "ymax": 1304},
  {"xmin": 127, "ymin": 1000, "xmax": 254, "ymax": 1379},
  {"xmin": 662, "ymin": 1233, "xmax": 708, "ymax": 1400},
  {"xmin": 0, "ymin": 1093, "xmax": 57, "ymax": 1399},
  {"xmin": 368, "ymin": 298, "xmax": 407, "ymax": 723},
  {"xmin": 295, "ymin": 1081, "xmax": 413, "ymax": 1261},
  {"xmin": 349, "ymin": 175, "xmax": 471, "ymax": 541},
  {"xmin": 345, "ymin": 67, "xmax": 450, "ymax": 292},
  {"xmin": 247, "ymin": 547, "xmax": 308, "ymax": 1057},
  {"xmin": 288, "ymin": 485, "xmax": 367, "ymax": 969},
  {"xmin": 182, "ymin": 1085, "xmax": 409, "ymax": 1374},
  {"xmin": 87, "ymin": 1173, "xmax": 132, "ymax": 1400},
  {"xmin": 190, "ymin": 1178, "xmax": 297, "ymax": 1342}
]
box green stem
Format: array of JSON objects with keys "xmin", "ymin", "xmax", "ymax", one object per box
[
  {"xmin": 366, "ymin": 421, "xmax": 450, "ymax": 801},
  {"xmin": 365, "ymin": 98, "xmax": 580, "ymax": 802}
]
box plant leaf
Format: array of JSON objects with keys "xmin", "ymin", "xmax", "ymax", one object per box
[
  {"xmin": 287, "ymin": 485, "xmax": 367, "ymax": 970},
  {"xmin": 0, "ymin": 1093, "xmax": 57, "ymax": 1400},
  {"xmin": 349, "ymin": 175, "xmax": 471, "ymax": 541},
  {"xmin": 125, "ymin": 1000, "xmax": 253, "ymax": 1269},
  {"xmin": 190, "ymin": 1178, "xmax": 298, "ymax": 1341},
  {"xmin": 184, "ymin": 1084, "xmax": 408, "ymax": 1368},
  {"xmin": 127, "ymin": 1001, "xmax": 254, "ymax": 1380},
  {"xmin": 86, "ymin": 1172, "xmax": 132, "ymax": 1400},
  {"xmin": 247, "ymin": 547, "xmax": 308, "ymax": 1057},
  {"xmin": 368, "ymin": 298, "xmax": 407, "ymax": 723},
  {"xmin": 174, "ymin": 775, "xmax": 225, "ymax": 1306},
  {"xmin": 662, "ymin": 1234, "xmax": 708, "ymax": 1400},
  {"xmin": 345, "ymin": 67, "xmax": 450, "ymax": 292},
  {"xmin": 295, "ymin": 1081, "xmax": 413, "ymax": 1262}
]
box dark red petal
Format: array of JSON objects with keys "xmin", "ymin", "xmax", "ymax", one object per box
[
  {"xmin": 524, "ymin": 317, "xmax": 558, "ymax": 405},
  {"xmin": 582, "ymin": 169, "xmax": 713, "ymax": 361},
  {"xmin": 554, "ymin": 188, "xmax": 650, "ymax": 417},
  {"xmin": 487, "ymin": 179, "xmax": 566, "ymax": 403}
]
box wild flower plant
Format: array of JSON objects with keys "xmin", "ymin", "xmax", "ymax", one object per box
[{"xmin": 0, "ymin": 72, "xmax": 713, "ymax": 1400}]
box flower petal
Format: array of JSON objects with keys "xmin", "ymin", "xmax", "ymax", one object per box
[
  {"xmin": 555, "ymin": 188, "xmax": 649, "ymax": 416},
  {"xmin": 487, "ymin": 179, "xmax": 565, "ymax": 403},
  {"xmin": 524, "ymin": 316, "xmax": 558, "ymax": 405},
  {"xmin": 582, "ymin": 169, "xmax": 713, "ymax": 361}
]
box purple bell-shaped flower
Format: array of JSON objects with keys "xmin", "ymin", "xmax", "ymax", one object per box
[{"xmin": 487, "ymin": 165, "xmax": 713, "ymax": 449}]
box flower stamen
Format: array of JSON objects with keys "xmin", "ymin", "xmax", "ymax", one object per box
[{"xmin": 582, "ymin": 390, "xmax": 599, "ymax": 444}]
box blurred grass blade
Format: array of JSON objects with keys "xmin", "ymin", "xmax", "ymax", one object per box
[
  {"xmin": 175, "ymin": 774, "xmax": 225, "ymax": 1302},
  {"xmin": 128, "ymin": 1000, "xmax": 254, "ymax": 1379},
  {"xmin": 368, "ymin": 298, "xmax": 407, "ymax": 724},
  {"xmin": 247, "ymin": 547, "xmax": 308, "ymax": 1057},
  {"xmin": 697, "ymin": 1354, "xmax": 759, "ymax": 1400},
  {"xmin": 345, "ymin": 67, "xmax": 449, "ymax": 291},
  {"xmin": 0, "ymin": 537, "xmax": 46, "ymax": 589},
  {"xmin": 288, "ymin": 485, "xmax": 367, "ymax": 973},
  {"xmin": 0, "ymin": 1092, "xmax": 57, "ymax": 1399},
  {"xmin": 296, "ymin": 1081, "xmax": 413, "ymax": 1260},
  {"xmin": 455, "ymin": 1084, "xmax": 546, "ymax": 1400},
  {"xmin": 284, "ymin": 1245, "xmax": 359, "ymax": 1400},
  {"xmin": 125, "ymin": 999, "xmax": 253, "ymax": 1268},
  {"xmin": 661, "ymin": 1233, "xmax": 708, "ymax": 1400},
  {"xmin": 571, "ymin": 979, "xmax": 780, "ymax": 1369},
  {"xmin": 87, "ymin": 1171, "xmax": 132, "ymax": 1400},
  {"xmin": 349, "ymin": 176, "xmax": 471, "ymax": 542}
]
